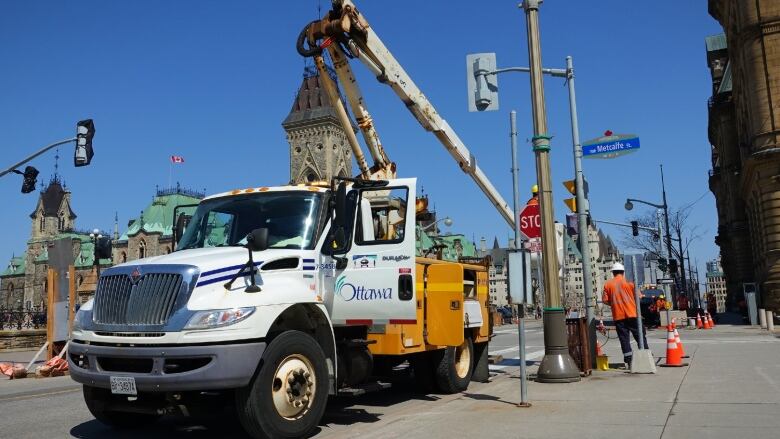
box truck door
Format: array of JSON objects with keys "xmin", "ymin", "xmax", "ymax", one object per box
[{"xmin": 329, "ymin": 178, "xmax": 417, "ymax": 324}]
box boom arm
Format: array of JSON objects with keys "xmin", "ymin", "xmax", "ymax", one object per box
[{"xmin": 298, "ymin": 0, "xmax": 515, "ymax": 228}]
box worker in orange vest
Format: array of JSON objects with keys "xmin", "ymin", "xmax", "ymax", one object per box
[
  {"xmin": 526, "ymin": 184, "xmax": 539, "ymax": 206},
  {"xmin": 602, "ymin": 262, "xmax": 648, "ymax": 367}
]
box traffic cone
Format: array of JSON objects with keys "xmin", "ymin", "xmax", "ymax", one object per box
[
  {"xmin": 696, "ymin": 313, "xmax": 703, "ymax": 329},
  {"xmin": 660, "ymin": 324, "xmax": 688, "ymax": 367},
  {"xmin": 673, "ymin": 321, "xmax": 688, "ymax": 358},
  {"xmin": 709, "ymin": 312, "xmax": 716, "ymax": 328},
  {"xmin": 703, "ymin": 314, "xmax": 711, "ymax": 330}
]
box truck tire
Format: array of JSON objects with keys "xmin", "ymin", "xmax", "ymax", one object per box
[
  {"xmin": 471, "ymin": 341, "xmax": 490, "ymax": 383},
  {"xmin": 82, "ymin": 385, "xmax": 160, "ymax": 428},
  {"xmin": 235, "ymin": 330, "xmax": 329, "ymax": 439},
  {"xmin": 434, "ymin": 336, "xmax": 473, "ymax": 393}
]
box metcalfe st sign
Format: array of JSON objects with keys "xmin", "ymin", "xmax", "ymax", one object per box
[{"xmin": 583, "ymin": 133, "xmax": 640, "ymax": 159}]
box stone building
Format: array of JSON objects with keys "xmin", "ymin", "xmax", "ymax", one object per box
[
  {"xmin": 707, "ymin": 0, "xmax": 780, "ymax": 311},
  {"xmin": 283, "ymin": 66, "xmax": 353, "ymax": 184},
  {"xmin": 112, "ymin": 185, "xmax": 204, "ymax": 265},
  {"xmin": 0, "ymin": 176, "xmax": 111, "ymax": 309}
]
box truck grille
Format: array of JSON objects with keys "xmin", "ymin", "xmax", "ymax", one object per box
[{"xmin": 93, "ymin": 273, "xmax": 183, "ymax": 325}]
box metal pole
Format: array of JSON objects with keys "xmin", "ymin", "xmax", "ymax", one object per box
[
  {"xmin": 510, "ymin": 111, "xmax": 529, "ymax": 406},
  {"xmin": 566, "ymin": 56, "xmax": 597, "ymax": 366},
  {"xmin": 522, "ymin": 0, "xmax": 580, "ymax": 383},
  {"xmin": 631, "ymin": 255, "xmax": 646, "ymax": 346},
  {"xmin": 0, "ymin": 138, "xmax": 77, "ymax": 178},
  {"xmin": 660, "ymin": 165, "xmax": 676, "ymax": 306}
]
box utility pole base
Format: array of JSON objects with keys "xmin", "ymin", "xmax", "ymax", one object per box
[
  {"xmin": 629, "ymin": 349, "xmax": 657, "ymax": 374},
  {"xmin": 536, "ymin": 309, "xmax": 581, "ymax": 383}
]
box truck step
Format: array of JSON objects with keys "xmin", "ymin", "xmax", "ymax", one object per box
[{"xmin": 337, "ymin": 381, "xmax": 392, "ymax": 396}]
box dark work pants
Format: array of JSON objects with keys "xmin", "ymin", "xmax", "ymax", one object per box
[{"xmin": 615, "ymin": 318, "xmax": 649, "ymax": 363}]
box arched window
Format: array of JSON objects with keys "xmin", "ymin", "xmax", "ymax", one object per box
[
  {"xmin": 77, "ymin": 275, "xmax": 83, "ymax": 287},
  {"xmin": 121, "ymin": 251, "xmax": 127, "ymax": 263},
  {"xmin": 138, "ymin": 240, "xmax": 146, "ymax": 259},
  {"xmin": 58, "ymin": 213, "xmax": 65, "ymax": 231},
  {"xmin": 39, "ymin": 216, "xmax": 45, "ymax": 232}
]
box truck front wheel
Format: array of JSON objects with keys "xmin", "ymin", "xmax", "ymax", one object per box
[
  {"xmin": 236, "ymin": 330, "xmax": 329, "ymax": 439},
  {"xmin": 435, "ymin": 336, "xmax": 474, "ymax": 393}
]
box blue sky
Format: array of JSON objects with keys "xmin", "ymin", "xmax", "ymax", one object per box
[{"xmin": 0, "ymin": 1, "xmax": 722, "ymax": 281}]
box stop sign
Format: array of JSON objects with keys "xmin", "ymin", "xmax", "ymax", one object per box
[{"xmin": 519, "ymin": 203, "xmax": 541, "ymax": 239}]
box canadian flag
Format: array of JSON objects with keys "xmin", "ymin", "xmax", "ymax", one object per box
[{"xmin": 170, "ymin": 155, "xmax": 184, "ymax": 164}]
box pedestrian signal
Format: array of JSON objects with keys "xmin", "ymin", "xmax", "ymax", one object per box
[{"xmin": 669, "ymin": 259, "xmax": 678, "ymax": 274}]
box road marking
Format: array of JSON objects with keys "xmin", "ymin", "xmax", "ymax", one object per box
[
  {"xmin": 0, "ymin": 387, "xmax": 80, "ymax": 402},
  {"xmin": 493, "ymin": 328, "xmax": 540, "ymax": 335}
]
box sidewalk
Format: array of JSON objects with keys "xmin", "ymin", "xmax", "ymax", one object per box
[{"xmin": 318, "ymin": 319, "xmax": 780, "ymax": 439}]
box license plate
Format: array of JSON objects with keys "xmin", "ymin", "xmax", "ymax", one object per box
[{"xmin": 110, "ymin": 376, "xmax": 137, "ymax": 395}]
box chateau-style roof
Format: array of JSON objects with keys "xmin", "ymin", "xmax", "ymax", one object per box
[
  {"xmin": 282, "ymin": 66, "xmax": 355, "ymax": 130},
  {"xmin": 29, "ymin": 176, "xmax": 76, "ymax": 219}
]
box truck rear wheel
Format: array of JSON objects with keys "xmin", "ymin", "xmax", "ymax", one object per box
[
  {"xmin": 435, "ymin": 336, "xmax": 473, "ymax": 393},
  {"xmin": 236, "ymin": 330, "xmax": 329, "ymax": 439},
  {"xmin": 82, "ymin": 385, "xmax": 160, "ymax": 428}
]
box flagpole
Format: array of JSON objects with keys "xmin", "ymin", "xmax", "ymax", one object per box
[{"xmin": 168, "ymin": 158, "xmax": 172, "ymax": 189}]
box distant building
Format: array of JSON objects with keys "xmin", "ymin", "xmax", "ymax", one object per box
[
  {"xmin": 0, "ymin": 176, "xmax": 111, "ymax": 309},
  {"xmin": 112, "ymin": 185, "xmax": 204, "ymax": 266},
  {"xmin": 283, "ymin": 66, "xmax": 353, "ymax": 184},
  {"xmin": 706, "ymin": 257, "xmax": 727, "ymax": 313}
]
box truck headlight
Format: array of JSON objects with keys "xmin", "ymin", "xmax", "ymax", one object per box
[
  {"xmin": 72, "ymin": 299, "xmax": 93, "ymax": 331},
  {"xmin": 184, "ymin": 307, "xmax": 256, "ymax": 330}
]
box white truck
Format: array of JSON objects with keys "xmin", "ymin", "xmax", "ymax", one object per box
[{"xmin": 69, "ymin": 2, "xmax": 518, "ymax": 438}]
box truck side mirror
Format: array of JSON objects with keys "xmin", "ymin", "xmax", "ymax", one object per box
[
  {"xmin": 174, "ymin": 213, "xmax": 192, "ymax": 246},
  {"xmin": 334, "ymin": 182, "xmax": 347, "ymax": 228},
  {"xmin": 247, "ymin": 228, "xmax": 269, "ymax": 252}
]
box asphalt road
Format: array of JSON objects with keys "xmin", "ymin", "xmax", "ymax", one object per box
[{"xmin": 0, "ymin": 321, "xmax": 543, "ymax": 438}]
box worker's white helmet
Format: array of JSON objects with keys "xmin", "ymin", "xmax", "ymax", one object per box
[{"xmin": 611, "ymin": 262, "xmax": 625, "ymax": 272}]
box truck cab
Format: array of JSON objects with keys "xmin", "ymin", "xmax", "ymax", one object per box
[{"xmin": 69, "ymin": 178, "xmax": 489, "ymax": 439}]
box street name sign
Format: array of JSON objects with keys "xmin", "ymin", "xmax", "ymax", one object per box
[
  {"xmin": 583, "ymin": 134, "xmax": 640, "ymax": 159},
  {"xmin": 519, "ymin": 203, "xmax": 541, "ymax": 240}
]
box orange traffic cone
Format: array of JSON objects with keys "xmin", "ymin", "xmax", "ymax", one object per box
[
  {"xmin": 673, "ymin": 321, "xmax": 688, "ymax": 358},
  {"xmin": 703, "ymin": 314, "xmax": 712, "ymax": 330},
  {"xmin": 660, "ymin": 325, "xmax": 688, "ymax": 367},
  {"xmin": 696, "ymin": 313, "xmax": 703, "ymax": 329},
  {"xmin": 709, "ymin": 312, "xmax": 716, "ymax": 328}
]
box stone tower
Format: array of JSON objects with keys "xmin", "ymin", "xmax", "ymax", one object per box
[
  {"xmin": 29, "ymin": 176, "xmax": 76, "ymax": 241},
  {"xmin": 283, "ymin": 66, "xmax": 353, "ymax": 184}
]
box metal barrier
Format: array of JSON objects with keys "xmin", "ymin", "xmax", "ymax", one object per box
[
  {"xmin": 566, "ymin": 317, "xmax": 592, "ymax": 376},
  {"xmin": 0, "ymin": 306, "xmax": 47, "ymax": 331}
]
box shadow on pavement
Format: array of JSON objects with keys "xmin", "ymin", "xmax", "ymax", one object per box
[{"xmin": 70, "ymin": 418, "xmax": 250, "ymax": 438}]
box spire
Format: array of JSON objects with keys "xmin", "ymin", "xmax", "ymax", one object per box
[
  {"xmin": 113, "ymin": 212, "xmax": 119, "ymax": 240},
  {"xmin": 54, "ymin": 147, "xmax": 60, "ymax": 180}
]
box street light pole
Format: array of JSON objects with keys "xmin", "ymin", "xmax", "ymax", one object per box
[
  {"xmin": 659, "ymin": 165, "xmax": 678, "ymax": 305},
  {"xmin": 522, "ymin": 0, "xmax": 580, "ymax": 383},
  {"xmin": 89, "ymin": 229, "xmax": 103, "ymax": 278},
  {"xmin": 565, "ymin": 56, "xmax": 597, "ymax": 367}
]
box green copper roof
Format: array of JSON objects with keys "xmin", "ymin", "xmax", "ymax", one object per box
[
  {"xmin": 2, "ymin": 256, "xmax": 25, "ymax": 276},
  {"xmin": 564, "ymin": 233, "xmax": 582, "ymax": 260},
  {"xmin": 119, "ymin": 193, "xmax": 201, "ymax": 241}
]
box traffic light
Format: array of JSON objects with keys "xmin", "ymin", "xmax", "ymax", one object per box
[
  {"xmin": 74, "ymin": 119, "xmax": 95, "ymax": 167},
  {"xmin": 20, "ymin": 166, "xmax": 39, "ymax": 194},
  {"xmin": 668, "ymin": 259, "xmax": 678, "ymax": 274},
  {"xmin": 563, "ymin": 180, "xmax": 576, "ymax": 212},
  {"xmin": 631, "ymin": 220, "xmax": 639, "ymax": 236}
]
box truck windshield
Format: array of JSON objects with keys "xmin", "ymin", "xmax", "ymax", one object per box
[{"xmin": 177, "ymin": 192, "xmax": 323, "ymax": 251}]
